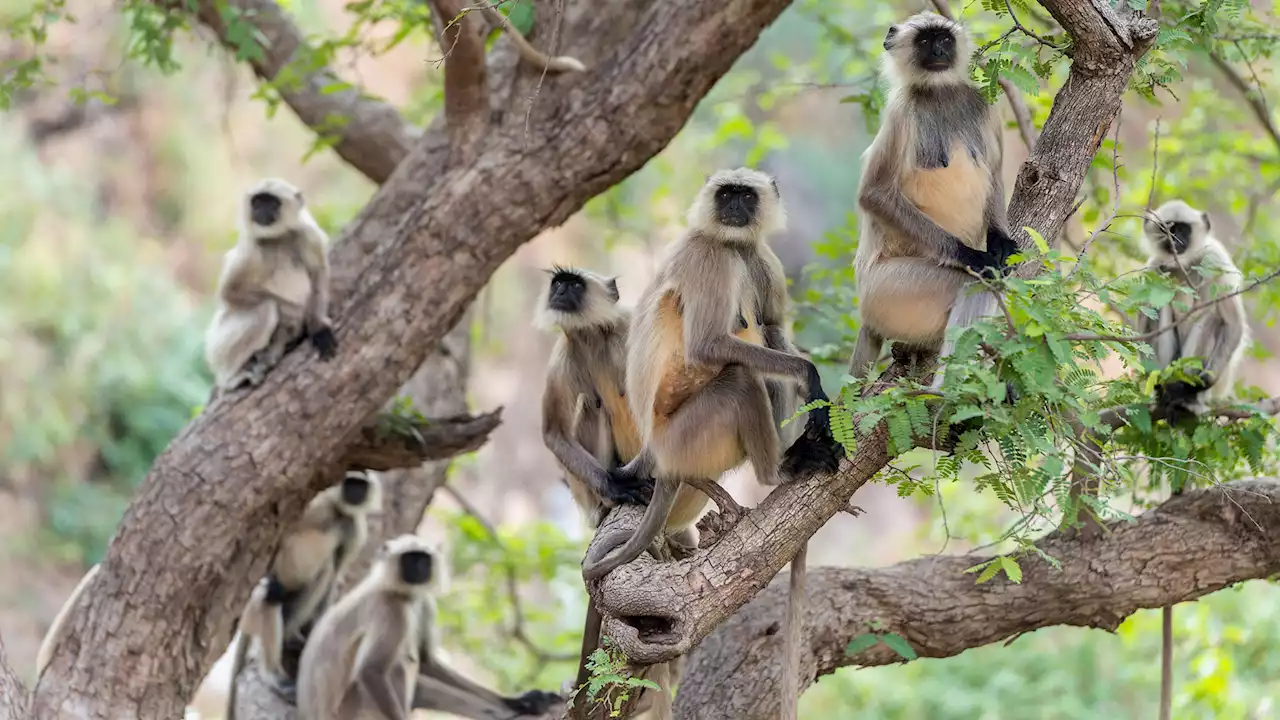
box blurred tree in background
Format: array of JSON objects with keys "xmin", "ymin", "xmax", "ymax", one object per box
[{"xmin": 1, "ymin": 0, "xmax": 1278, "ymax": 717}]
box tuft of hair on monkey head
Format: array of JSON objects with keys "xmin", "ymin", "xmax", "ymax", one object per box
[
  {"xmin": 881, "ymin": 12, "xmax": 974, "ymax": 90},
  {"xmin": 1143, "ymin": 199, "xmax": 1213, "ymax": 261},
  {"xmin": 241, "ymin": 177, "xmax": 310, "ymax": 240},
  {"xmin": 534, "ymin": 265, "xmax": 626, "ymax": 332},
  {"xmin": 686, "ymin": 167, "xmax": 788, "ymax": 244}
]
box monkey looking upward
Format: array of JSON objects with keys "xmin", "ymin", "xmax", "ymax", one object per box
[
  {"xmin": 848, "ymin": 13, "xmax": 1017, "ymax": 388},
  {"xmin": 1138, "ymin": 200, "xmax": 1248, "ymax": 422},
  {"xmin": 205, "ymin": 178, "xmax": 337, "ymax": 392}
]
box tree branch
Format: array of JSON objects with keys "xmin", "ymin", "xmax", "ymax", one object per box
[
  {"xmin": 31, "ymin": 0, "xmax": 799, "ymax": 714},
  {"xmin": 675, "ymin": 479, "xmax": 1280, "ymax": 719},
  {"xmin": 343, "ymin": 409, "xmax": 502, "ymax": 470},
  {"xmin": 427, "ymin": 0, "xmax": 491, "ymax": 153},
  {"xmin": 170, "ymin": 0, "xmax": 420, "ymax": 183},
  {"xmin": 1207, "ymin": 48, "xmax": 1280, "ymax": 157},
  {"xmin": 0, "ymin": 637, "xmax": 29, "ymax": 720}
]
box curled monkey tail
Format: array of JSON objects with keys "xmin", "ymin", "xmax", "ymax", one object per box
[
  {"xmin": 582, "ymin": 481, "xmax": 680, "ymax": 581},
  {"xmin": 928, "ymin": 288, "xmax": 999, "ymax": 391}
]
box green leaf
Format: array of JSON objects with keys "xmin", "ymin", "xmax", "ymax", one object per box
[
  {"xmin": 1024, "ymin": 226, "xmax": 1049, "ymax": 254},
  {"xmin": 845, "ymin": 633, "xmax": 879, "ymax": 656},
  {"xmin": 999, "ymin": 555, "xmax": 1024, "ymax": 584},
  {"xmin": 880, "ymin": 633, "xmax": 919, "ymax": 661},
  {"xmin": 504, "ymin": 2, "xmax": 535, "ymax": 35}
]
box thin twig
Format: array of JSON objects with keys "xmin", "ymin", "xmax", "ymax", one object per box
[
  {"xmin": 1064, "ymin": 265, "xmax": 1280, "ymax": 343},
  {"xmin": 1003, "ymin": 0, "xmax": 1061, "ymax": 49},
  {"xmin": 1208, "ymin": 49, "xmax": 1280, "ymax": 156},
  {"xmin": 440, "ymin": 485, "xmax": 579, "ymax": 666}
]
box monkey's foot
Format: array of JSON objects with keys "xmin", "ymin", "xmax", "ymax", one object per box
[
  {"xmin": 843, "ymin": 503, "xmax": 865, "ymax": 517},
  {"xmin": 505, "ymin": 689, "xmax": 562, "ymax": 715},
  {"xmin": 309, "ymin": 326, "xmax": 338, "ymax": 359},
  {"xmin": 686, "ymin": 477, "xmax": 745, "ymax": 526},
  {"xmin": 780, "ymin": 422, "xmax": 843, "ymax": 481},
  {"xmin": 226, "ymin": 366, "xmax": 266, "ymax": 391},
  {"xmin": 666, "ymin": 532, "xmax": 698, "ymax": 559},
  {"xmin": 602, "ymin": 469, "xmax": 655, "ymax": 506}
]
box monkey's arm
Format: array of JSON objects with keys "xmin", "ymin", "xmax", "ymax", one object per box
[
  {"xmin": 300, "ymin": 218, "xmax": 338, "ymax": 359},
  {"xmin": 544, "ymin": 379, "xmax": 649, "ymax": 505},
  {"xmin": 357, "ymin": 663, "xmax": 411, "ymax": 720},
  {"xmin": 418, "ymin": 622, "xmax": 510, "ymax": 709},
  {"xmin": 218, "ymin": 247, "xmax": 271, "ymax": 308},
  {"xmin": 981, "ymin": 127, "xmax": 1017, "ymax": 269},
  {"xmin": 858, "ymin": 124, "xmax": 988, "ymax": 272}
]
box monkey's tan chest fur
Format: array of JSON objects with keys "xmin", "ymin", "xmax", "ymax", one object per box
[
  {"xmin": 595, "ymin": 375, "xmax": 642, "ymax": 463},
  {"xmin": 651, "ymin": 293, "xmax": 764, "ymax": 423},
  {"xmin": 902, "ymin": 139, "xmax": 991, "ymax": 250}
]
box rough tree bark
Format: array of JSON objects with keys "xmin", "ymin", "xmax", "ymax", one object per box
[
  {"xmin": 676, "ymin": 479, "xmax": 1280, "ymax": 718},
  {"xmin": 22, "ymin": 0, "xmax": 798, "ymax": 716},
  {"xmin": 583, "ymin": 0, "xmax": 1159, "ymax": 713}
]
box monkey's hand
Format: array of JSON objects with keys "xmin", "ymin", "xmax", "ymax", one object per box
[
  {"xmin": 503, "ymin": 689, "xmax": 562, "ymax": 715},
  {"xmin": 601, "ymin": 467, "xmax": 655, "ymax": 506},
  {"xmin": 955, "ymin": 242, "xmax": 1003, "ymax": 279},
  {"xmin": 986, "ymin": 227, "xmax": 1019, "ymax": 275},
  {"xmin": 309, "ymin": 325, "xmax": 338, "ymax": 360}
]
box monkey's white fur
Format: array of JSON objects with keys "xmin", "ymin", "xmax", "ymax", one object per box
[
  {"xmin": 1140, "ymin": 200, "xmax": 1249, "ymax": 406},
  {"xmin": 882, "ymin": 13, "xmax": 974, "ymax": 91},
  {"xmin": 685, "ymin": 168, "xmax": 788, "ymax": 245},
  {"xmin": 204, "ymin": 178, "xmax": 330, "ymax": 390},
  {"xmin": 533, "ymin": 267, "xmax": 626, "ymax": 332}
]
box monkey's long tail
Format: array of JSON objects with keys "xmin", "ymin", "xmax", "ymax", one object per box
[
  {"xmin": 929, "ymin": 289, "xmax": 1000, "ymax": 391},
  {"xmin": 782, "ymin": 542, "xmax": 807, "ymax": 720},
  {"xmin": 1159, "ymin": 604, "xmax": 1173, "ymax": 720},
  {"xmin": 570, "ymin": 598, "xmax": 603, "ymax": 720},
  {"xmin": 582, "ymin": 483, "xmax": 679, "ymax": 581},
  {"xmin": 225, "ymin": 632, "xmax": 250, "ymax": 720},
  {"xmin": 481, "ymin": 7, "xmax": 587, "ymax": 73}
]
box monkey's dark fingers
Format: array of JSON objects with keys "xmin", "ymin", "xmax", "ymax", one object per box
[
  {"xmin": 602, "ymin": 474, "xmax": 655, "ymax": 506},
  {"xmin": 309, "ymin": 327, "xmax": 339, "ymax": 360},
  {"xmin": 505, "ymin": 690, "xmax": 561, "ymax": 714},
  {"xmin": 779, "ymin": 421, "xmax": 843, "ymax": 481}
]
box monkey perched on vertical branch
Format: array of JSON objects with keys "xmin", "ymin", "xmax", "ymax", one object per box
[
  {"xmin": 1138, "ymin": 200, "xmax": 1248, "ymax": 425},
  {"xmin": 536, "ymin": 266, "xmax": 683, "ymax": 719},
  {"xmin": 296, "ymin": 535, "xmax": 559, "ymax": 719},
  {"xmin": 848, "ymin": 13, "xmax": 1017, "ymax": 390},
  {"xmin": 226, "ymin": 471, "xmax": 381, "ymax": 718},
  {"xmin": 205, "ymin": 178, "xmax": 338, "ymax": 391},
  {"xmin": 1135, "ymin": 199, "xmax": 1248, "ymax": 720}
]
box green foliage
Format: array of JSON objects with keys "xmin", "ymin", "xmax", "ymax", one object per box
[{"xmin": 570, "ymin": 640, "xmax": 663, "ymax": 717}]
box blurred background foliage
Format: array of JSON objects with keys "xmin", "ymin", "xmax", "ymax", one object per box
[{"xmin": 1, "ymin": 0, "xmax": 1278, "ymax": 716}]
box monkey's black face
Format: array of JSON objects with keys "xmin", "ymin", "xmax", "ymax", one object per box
[
  {"xmin": 250, "ymin": 192, "xmax": 283, "ymax": 227},
  {"xmin": 715, "ymin": 184, "xmax": 759, "ymax": 228},
  {"xmin": 1164, "ymin": 221, "xmax": 1193, "ymax": 255},
  {"xmin": 548, "ymin": 271, "xmax": 587, "ymax": 313},
  {"xmin": 399, "ymin": 550, "xmax": 434, "ymax": 585},
  {"xmin": 911, "ymin": 27, "xmax": 956, "ymax": 72},
  {"xmin": 341, "ymin": 475, "xmax": 371, "ymax": 506}
]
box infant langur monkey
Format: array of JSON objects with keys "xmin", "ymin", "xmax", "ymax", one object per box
[
  {"xmin": 1138, "ymin": 199, "xmax": 1248, "ymax": 425},
  {"xmin": 297, "ymin": 535, "xmax": 558, "ymax": 720},
  {"xmin": 226, "ymin": 471, "xmax": 381, "ymax": 719},
  {"xmin": 849, "ymin": 12, "xmax": 1017, "ymax": 392},
  {"xmin": 536, "ymin": 266, "xmax": 682, "ymax": 719},
  {"xmin": 205, "ymin": 178, "xmax": 337, "ymax": 392}
]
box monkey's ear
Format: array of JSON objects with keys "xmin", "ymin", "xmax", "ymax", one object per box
[
  {"xmin": 1201, "ymin": 212, "xmax": 1211, "ymax": 232},
  {"xmin": 883, "ymin": 25, "xmax": 899, "ymax": 51},
  {"xmin": 606, "ymin": 277, "xmax": 620, "ymax": 300},
  {"xmin": 770, "ymin": 178, "xmax": 781, "ymax": 197}
]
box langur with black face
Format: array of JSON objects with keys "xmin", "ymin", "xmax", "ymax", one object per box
[
  {"xmin": 226, "ymin": 471, "xmax": 381, "ymax": 719},
  {"xmin": 1137, "ymin": 199, "xmax": 1248, "ymax": 720},
  {"xmin": 536, "ymin": 266, "xmax": 681, "ymax": 719},
  {"xmin": 297, "ymin": 535, "xmax": 559, "ymax": 719},
  {"xmin": 581, "ymin": 168, "xmax": 843, "ymax": 720},
  {"xmin": 848, "ymin": 12, "xmax": 1018, "ymax": 392},
  {"xmin": 205, "ymin": 178, "xmax": 338, "ymax": 391}
]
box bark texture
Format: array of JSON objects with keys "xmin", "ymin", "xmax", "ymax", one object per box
[
  {"xmin": 27, "ymin": 0, "xmax": 795, "ymax": 715},
  {"xmin": 584, "ymin": 0, "xmax": 1160, "ymax": 699},
  {"xmin": 675, "ymin": 480, "xmax": 1280, "ymax": 719}
]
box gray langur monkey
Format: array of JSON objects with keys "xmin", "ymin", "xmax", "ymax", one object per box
[
  {"xmin": 297, "ymin": 535, "xmax": 559, "ymax": 720},
  {"xmin": 1138, "ymin": 199, "xmax": 1248, "ymax": 425},
  {"xmin": 580, "ymin": 168, "xmax": 842, "ymax": 720},
  {"xmin": 535, "ymin": 267, "xmax": 684, "ymax": 720},
  {"xmin": 480, "ymin": 6, "xmax": 587, "ymax": 74},
  {"xmin": 226, "ymin": 471, "xmax": 381, "ymax": 718},
  {"xmin": 1137, "ymin": 199, "xmax": 1248, "ymax": 720},
  {"xmin": 205, "ymin": 178, "xmax": 337, "ymax": 392},
  {"xmin": 848, "ymin": 13, "xmax": 1018, "ymax": 391},
  {"xmin": 34, "ymin": 563, "xmax": 102, "ymax": 679}
]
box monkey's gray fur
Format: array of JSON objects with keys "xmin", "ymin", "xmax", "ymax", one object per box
[
  {"xmin": 848, "ymin": 12, "xmax": 1016, "ymax": 391},
  {"xmin": 205, "ymin": 178, "xmax": 337, "ymax": 391}
]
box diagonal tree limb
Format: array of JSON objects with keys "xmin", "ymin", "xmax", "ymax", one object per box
[
  {"xmin": 675, "ymin": 478, "xmax": 1280, "ymax": 719},
  {"xmin": 29, "ymin": 0, "xmax": 799, "ymax": 714},
  {"xmin": 169, "ymin": 0, "xmax": 421, "ymax": 184},
  {"xmin": 342, "ymin": 408, "xmax": 502, "ymax": 471}
]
